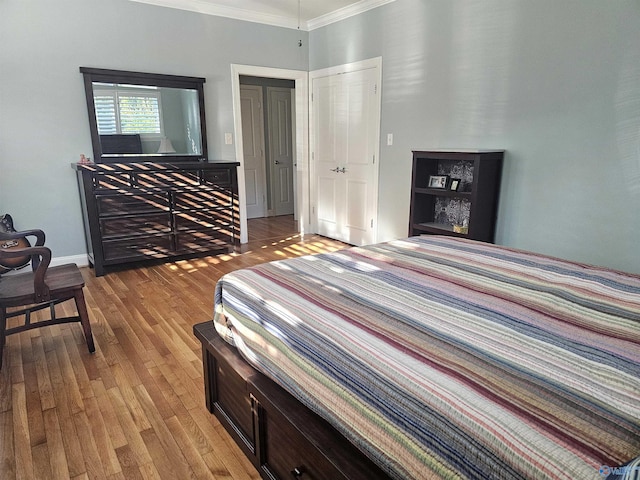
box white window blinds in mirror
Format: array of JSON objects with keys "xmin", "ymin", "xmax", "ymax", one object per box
[{"xmin": 93, "ymin": 84, "xmax": 163, "ymax": 136}]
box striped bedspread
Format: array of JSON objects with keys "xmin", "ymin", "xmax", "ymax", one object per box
[{"xmin": 213, "ymin": 236, "xmax": 640, "ymax": 480}]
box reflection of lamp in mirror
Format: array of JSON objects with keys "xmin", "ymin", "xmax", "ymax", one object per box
[{"xmin": 157, "ymin": 137, "xmax": 176, "ymax": 154}]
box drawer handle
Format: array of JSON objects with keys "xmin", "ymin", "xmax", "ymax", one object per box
[
  {"xmin": 291, "ymin": 466, "xmax": 306, "ymax": 478},
  {"xmin": 128, "ymin": 243, "xmax": 155, "ymax": 249}
]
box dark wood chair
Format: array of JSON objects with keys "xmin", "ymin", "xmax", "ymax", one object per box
[{"xmin": 0, "ymin": 228, "xmax": 95, "ymax": 369}]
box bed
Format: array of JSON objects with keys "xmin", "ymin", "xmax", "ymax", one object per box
[{"xmin": 207, "ymin": 235, "xmax": 640, "ymax": 480}]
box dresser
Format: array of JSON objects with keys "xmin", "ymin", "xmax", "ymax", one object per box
[{"xmin": 73, "ymin": 161, "xmax": 239, "ymax": 276}]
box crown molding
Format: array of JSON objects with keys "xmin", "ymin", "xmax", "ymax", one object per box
[
  {"xmin": 129, "ymin": 0, "xmax": 395, "ymax": 31},
  {"xmin": 307, "ymin": 0, "xmax": 395, "ymax": 30},
  {"xmin": 130, "ymin": 0, "xmax": 301, "ymax": 29}
]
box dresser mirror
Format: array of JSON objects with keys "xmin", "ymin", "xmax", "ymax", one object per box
[{"xmin": 80, "ymin": 67, "xmax": 207, "ymax": 163}]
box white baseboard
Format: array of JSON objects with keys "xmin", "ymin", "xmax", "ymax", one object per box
[
  {"xmin": 2, "ymin": 254, "xmax": 90, "ymax": 276},
  {"xmin": 51, "ymin": 254, "xmax": 90, "ymax": 268}
]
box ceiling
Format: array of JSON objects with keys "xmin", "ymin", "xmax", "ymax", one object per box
[{"xmin": 129, "ymin": 0, "xmax": 394, "ymax": 30}]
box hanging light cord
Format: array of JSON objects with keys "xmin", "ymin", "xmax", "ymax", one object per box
[{"xmin": 298, "ymin": 0, "xmax": 303, "ymax": 47}]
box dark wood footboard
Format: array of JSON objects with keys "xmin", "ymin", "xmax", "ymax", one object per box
[{"xmin": 194, "ymin": 321, "xmax": 390, "ymax": 480}]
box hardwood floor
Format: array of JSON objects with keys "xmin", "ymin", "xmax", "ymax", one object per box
[{"xmin": 0, "ymin": 216, "xmax": 346, "ymax": 480}]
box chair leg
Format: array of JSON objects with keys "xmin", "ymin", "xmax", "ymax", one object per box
[
  {"xmin": 0, "ymin": 308, "xmax": 6, "ymax": 370},
  {"xmin": 74, "ymin": 288, "xmax": 95, "ymax": 354}
]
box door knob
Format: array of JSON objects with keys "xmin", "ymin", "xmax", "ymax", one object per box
[
  {"xmin": 330, "ymin": 167, "xmax": 340, "ymax": 172},
  {"xmin": 274, "ymin": 160, "xmax": 281, "ymax": 165}
]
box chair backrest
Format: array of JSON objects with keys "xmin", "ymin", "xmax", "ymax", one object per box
[
  {"xmin": 0, "ymin": 214, "xmax": 31, "ymax": 273},
  {"xmin": 0, "ymin": 225, "xmax": 51, "ymax": 302}
]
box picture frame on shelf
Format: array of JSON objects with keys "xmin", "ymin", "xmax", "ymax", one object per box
[
  {"xmin": 428, "ymin": 175, "xmax": 449, "ymax": 189},
  {"xmin": 449, "ymin": 178, "xmax": 460, "ymax": 191}
]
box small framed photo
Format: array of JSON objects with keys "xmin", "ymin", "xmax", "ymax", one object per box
[
  {"xmin": 428, "ymin": 175, "xmax": 448, "ymax": 189},
  {"xmin": 449, "ymin": 178, "xmax": 461, "ymax": 191}
]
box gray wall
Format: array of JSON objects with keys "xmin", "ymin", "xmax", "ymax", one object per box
[
  {"xmin": 1, "ymin": 0, "xmax": 639, "ymax": 274},
  {"xmin": 311, "ymin": 0, "xmax": 640, "ymax": 274},
  {"xmin": 0, "ymin": 0, "xmax": 307, "ymax": 259}
]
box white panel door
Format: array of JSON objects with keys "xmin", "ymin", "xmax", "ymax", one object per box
[
  {"xmin": 267, "ymin": 87, "xmax": 295, "ymax": 216},
  {"xmin": 314, "ymin": 74, "xmax": 344, "ymax": 239},
  {"xmin": 312, "ymin": 66, "xmax": 379, "ymax": 245},
  {"xmin": 240, "ymin": 85, "xmax": 267, "ymax": 219}
]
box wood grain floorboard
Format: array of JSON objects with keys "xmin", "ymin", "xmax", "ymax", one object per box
[{"xmin": 0, "ymin": 216, "xmax": 346, "ymax": 479}]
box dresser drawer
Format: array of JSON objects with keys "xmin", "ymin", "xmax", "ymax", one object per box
[
  {"xmin": 173, "ymin": 189, "xmax": 233, "ymax": 210},
  {"xmin": 196, "ymin": 330, "xmax": 258, "ymax": 463},
  {"xmin": 93, "ymin": 172, "xmax": 134, "ymax": 190},
  {"xmin": 250, "ymin": 376, "xmax": 388, "ymax": 480},
  {"xmin": 102, "ymin": 234, "xmax": 173, "ymax": 262},
  {"xmin": 259, "ymin": 407, "xmax": 345, "ymax": 480},
  {"xmin": 174, "ymin": 210, "xmax": 233, "ymax": 232},
  {"xmin": 213, "ymin": 349, "xmax": 256, "ymax": 455},
  {"xmin": 100, "ymin": 213, "xmax": 171, "ymax": 238},
  {"xmin": 176, "ymin": 231, "xmax": 233, "ymax": 252},
  {"xmin": 97, "ymin": 193, "xmax": 170, "ymax": 216},
  {"xmin": 135, "ymin": 170, "xmax": 200, "ymax": 188},
  {"xmin": 202, "ymin": 169, "xmax": 231, "ymax": 186}
]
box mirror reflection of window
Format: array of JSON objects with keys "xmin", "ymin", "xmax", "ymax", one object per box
[
  {"xmin": 92, "ymin": 83, "xmax": 203, "ymax": 157},
  {"xmin": 94, "ymin": 83, "xmax": 163, "ymax": 136}
]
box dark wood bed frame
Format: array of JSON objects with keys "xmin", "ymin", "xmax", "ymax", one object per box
[{"xmin": 194, "ymin": 321, "xmax": 391, "ymax": 480}]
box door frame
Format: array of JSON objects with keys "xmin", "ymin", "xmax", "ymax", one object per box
[
  {"xmin": 309, "ymin": 57, "xmax": 383, "ymax": 243},
  {"xmin": 231, "ymin": 64, "xmax": 309, "ymax": 244}
]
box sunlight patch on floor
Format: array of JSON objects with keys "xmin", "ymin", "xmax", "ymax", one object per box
[{"xmin": 163, "ymin": 229, "xmax": 346, "ymax": 275}]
